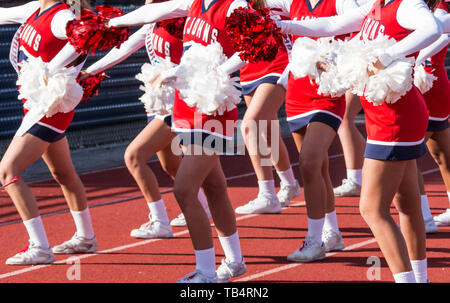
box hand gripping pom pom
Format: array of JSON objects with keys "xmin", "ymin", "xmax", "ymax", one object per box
[
  {"xmin": 77, "ymin": 72, "xmax": 107, "ymax": 103},
  {"xmin": 174, "ymin": 43, "xmax": 242, "ymax": 116},
  {"xmin": 135, "ymin": 61, "xmax": 176, "ymax": 115},
  {"xmin": 413, "ymin": 64, "xmax": 437, "ymax": 94},
  {"xmin": 225, "ymin": 7, "xmax": 284, "ymax": 63},
  {"xmin": 289, "ymin": 37, "xmax": 347, "ymax": 97},
  {"xmin": 66, "ymin": 5, "xmax": 130, "ymax": 55},
  {"xmin": 17, "ymin": 58, "xmax": 83, "ymax": 118}
]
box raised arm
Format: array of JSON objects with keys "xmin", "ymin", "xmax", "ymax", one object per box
[
  {"xmin": 437, "ymin": 13, "xmax": 450, "ymax": 33},
  {"xmin": 109, "ymin": 0, "xmax": 193, "ymax": 28},
  {"xmin": 86, "ymin": 25, "xmax": 148, "ymax": 75},
  {"xmin": 0, "ymin": 1, "xmax": 40, "ymax": 25},
  {"xmin": 274, "ymin": 1, "xmax": 372, "ymax": 37}
]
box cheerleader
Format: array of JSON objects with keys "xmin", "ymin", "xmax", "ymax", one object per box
[
  {"xmin": 0, "ymin": 0, "xmax": 97, "ymax": 265},
  {"xmin": 235, "ymin": 0, "xmax": 301, "ymax": 215},
  {"xmin": 414, "ymin": 0, "xmax": 450, "ymax": 229},
  {"xmin": 82, "ymin": 0, "xmax": 212, "ymax": 238},
  {"xmin": 260, "ymin": 0, "xmax": 360, "ymax": 263},
  {"xmin": 273, "ymin": 0, "xmax": 442, "ymax": 282},
  {"xmin": 107, "ymin": 0, "xmax": 248, "ymax": 283}
]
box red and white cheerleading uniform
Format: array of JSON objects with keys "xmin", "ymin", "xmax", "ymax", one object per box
[
  {"xmin": 266, "ymin": 0, "xmax": 359, "ymax": 133},
  {"xmin": 1, "ymin": 1, "xmax": 84, "ymax": 142},
  {"xmin": 275, "ymin": 0, "xmax": 442, "ymax": 160},
  {"xmin": 239, "ymin": 11, "xmax": 292, "ymax": 95},
  {"xmin": 109, "ymin": 0, "xmax": 249, "ymax": 152},
  {"xmin": 87, "ymin": 21, "xmax": 184, "ymax": 126},
  {"xmin": 417, "ymin": 2, "xmax": 450, "ymax": 132}
]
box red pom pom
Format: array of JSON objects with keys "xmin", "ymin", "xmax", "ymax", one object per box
[
  {"xmin": 156, "ymin": 17, "xmax": 186, "ymax": 40},
  {"xmin": 77, "ymin": 72, "xmax": 107, "ymax": 103},
  {"xmin": 66, "ymin": 6, "xmax": 130, "ymax": 55},
  {"xmin": 225, "ymin": 7, "xmax": 283, "ymax": 63}
]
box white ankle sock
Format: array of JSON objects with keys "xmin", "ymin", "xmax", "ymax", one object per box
[
  {"xmin": 276, "ymin": 167, "xmax": 297, "ymax": 186},
  {"xmin": 346, "ymin": 169, "xmax": 362, "ymax": 186},
  {"xmin": 307, "ymin": 217, "xmax": 325, "ymax": 244},
  {"xmin": 218, "ymin": 231, "xmax": 243, "ymax": 263},
  {"xmin": 420, "ymin": 195, "xmax": 433, "ymax": 222},
  {"xmin": 258, "ymin": 180, "xmax": 277, "ymax": 200},
  {"xmin": 70, "ymin": 208, "xmax": 95, "ymax": 239},
  {"xmin": 393, "ymin": 270, "xmax": 416, "ymax": 283},
  {"xmin": 23, "ymin": 216, "xmax": 50, "ymax": 249},
  {"xmin": 148, "ymin": 199, "xmax": 170, "ymax": 225},
  {"xmin": 194, "ymin": 247, "xmax": 216, "ymax": 277},
  {"xmin": 323, "ymin": 210, "xmax": 340, "ymax": 234},
  {"xmin": 411, "ymin": 259, "xmax": 428, "ymax": 283}
]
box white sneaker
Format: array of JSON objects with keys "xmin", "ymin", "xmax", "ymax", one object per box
[
  {"xmin": 424, "ymin": 219, "xmax": 438, "ymax": 233},
  {"xmin": 287, "ymin": 235, "xmax": 326, "ymax": 263},
  {"xmin": 433, "ymin": 209, "xmax": 450, "ymax": 226},
  {"xmin": 235, "ymin": 195, "xmax": 282, "ymax": 214},
  {"xmin": 277, "ymin": 181, "xmax": 302, "ymax": 207},
  {"xmin": 171, "ymin": 207, "xmax": 212, "ymax": 227},
  {"xmin": 52, "ymin": 233, "xmax": 98, "ymax": 254},
  {"xmin": 322, "ymin": 230, "xmax": 346, "ymax": 252},
  {"xmin": 130, "ymin": 220, "xmax": 173, "ymax": 239},
  {"xmin": 177, "ymin": 270, "xmax": 218, "ymax": 283},
  {"xmin": 6, "ymin": 241, "xmax": 55, "ymax": 265},
  {"xmin": 216, "ymin": 258, "xmax": 247, "ymax": 283},
  {"xmin": 333, "ymin": 179, "xmax": 361, "ymax": 197}
]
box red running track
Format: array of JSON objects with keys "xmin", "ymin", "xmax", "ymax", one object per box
[{"xmin": 0, "ymin": 135, "xmax": 449, "ymax": 283}]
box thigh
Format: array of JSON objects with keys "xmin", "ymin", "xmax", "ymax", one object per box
[
  {"xmin": 243, "ymin": 83, "xmax": 285, "ymax": 121},
  {"xmin": 41, "ymin": 137, "xmax": 77, "ymax": 175},
  {"xmin": 344, "ymin": 91, "xmax": 362, "ymax": 121},
  {"xmin": 300, "ymin": 122, "xmax": 336, "ymax": 159},
  {"xmin": 428, "ymin": 128, "xmax": 450, "ymax": 157},
  {"xmin": 128, "ymin": 118, "xmax": 177, "ymax": 159},
  {"xmin": 360, "ymin": 158, "xmax": 408, "ymax": 214},
  {"xmin": 0, "ymin": 134, "xmax": 50, "ymax": 178},
  {"xmin": 175, "ymin": 154, "xmax": 221, "ymax": 194},
  {"xmin": 393, "ymin": 160, "xmax": 420, "ymax": 214}
]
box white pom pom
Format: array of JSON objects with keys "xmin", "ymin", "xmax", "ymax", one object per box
[
  {"xmin": 135, "ymin": 60, "xmax": 176, "ymax": 115},
  {"xmin": 414, "ymin": 64, "xmax": 437, "ymax": 94},
  {"xmin": 289, "ymin": 37, "xmax": 323, "ymax": 80},
  {"xmin": 17, "ymin": 57, "xmax": 83, "ymax": 118},
  {"xmin": 174, "ymin": 42, "xmax": 241, "ymax": 116},
  {"xmin": 333, "ymin": 36, "xmax": 395, "ymax": 96},
  {"xmin": 364, "ymin": 57, "xmax": 415, "ymax": 105}
]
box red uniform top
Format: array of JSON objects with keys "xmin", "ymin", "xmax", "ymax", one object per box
[
  {"xmin": 19, "ymin": 2, "xmax": 75, "ymax": 132},
  {"xmin": 360, "ymin": 0, "xmax": 428, "ymax": 145},
  {"xmin": 146, "ymin": 23, "xmax": 184, "ymax": 65},
  {"xmin": 422, "ymin": 2, "xmax": 450, "ymax": 120},
  {"xmin": 172, "ymin": 0, "xmax": 239, "ymax": 140},
  {"xmin": 239, "ymin": 10, "xmax": 291, "ymax": 88},
  {"xmin": 285, "ymin": 0, "xmax": 346, "ymax": 122}
]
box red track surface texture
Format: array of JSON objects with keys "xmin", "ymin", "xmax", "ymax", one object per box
[{"xmin": 0, "ymin": 136, "xmax": 449, "ymax": 283}]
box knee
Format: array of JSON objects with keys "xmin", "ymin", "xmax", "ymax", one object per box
[
  {"xmin": 430, "ymin": 150, "xmax": 449, "ymax": 168},
  {"xmin": 298, "ymin": 153, "xmax": 323, "ymax": 180},
  {"xmin": 124, "ymin": 147, "xmax": 143, "ymax": 171},
  {"xmin": 49, "ymin": 168, "xmax": 76, "ymax": 186},
  {"xmin": 0, "ymin": 163, "xmax": 18, "ymax": 185},
  {"xmin": 173, "ymin": 180, "xmax": 198, "ymax": 209}
]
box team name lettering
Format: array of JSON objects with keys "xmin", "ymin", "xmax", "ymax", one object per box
[
  {"xmin": 183, "ymin": 16, "xmax": 218, "ymax": 44},
  {"xmin": 152, "ymin": 33, "xmax": 171, "ymax": 57},
  {"xmin": 360, "ymin": 17, "xmax": 386, "ymax": 40},
  {"xmin": 19, "ymin": 24, "xmax": 41, "ymax": 52}
]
